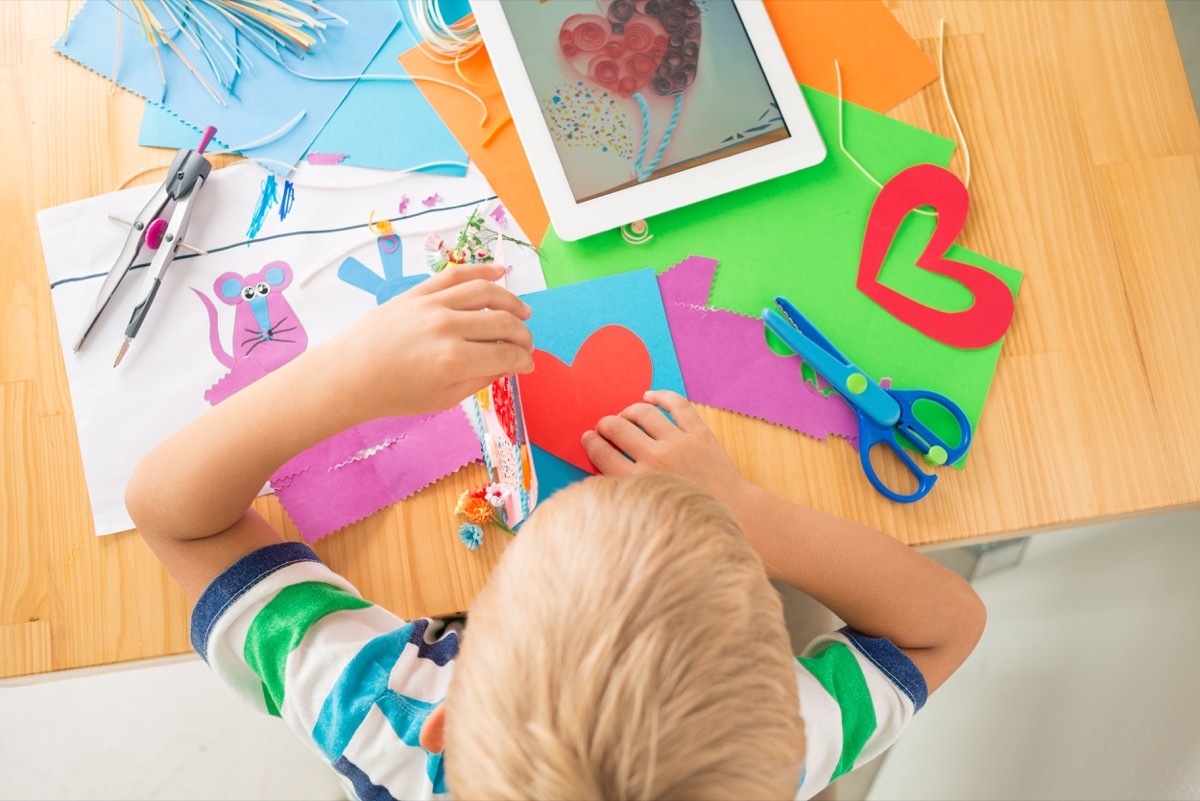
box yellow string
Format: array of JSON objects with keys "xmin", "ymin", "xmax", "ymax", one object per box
[
  {"xmin": 937, "ymin": 18, "xmax": 971, "ymax": 189},
  {"xmin": 110, "ymin": 0, "xmax": 122, "ymax": 96},
  {"xmin": 481, "ymin": 114, "xmax": 512, "ymax": 147},
  {"xmin": 835, "ymin": 18, "xmax": 972, "ymax": 216}
]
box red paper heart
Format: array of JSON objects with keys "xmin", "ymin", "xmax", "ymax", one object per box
[
  {"xmin": 520, "ymin": 325, "xmax": 653, "ymax": 473},
  {"xmin": 857, "ymin": 163, "xmax": 1015, "ymax": 349}
]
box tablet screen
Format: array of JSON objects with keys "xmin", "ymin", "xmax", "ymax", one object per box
[{"xmin": 499, "ymin": 0, "xmax": 790, "ymax": 203}]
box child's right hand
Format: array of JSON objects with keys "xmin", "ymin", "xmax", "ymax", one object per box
[
  {"xmin": 329, "ymin": 263, "xmax": 535, "ymax": 422},
  {"xmin": 582, "ymin": 390, "xmax": 753, "ymax": 510}
]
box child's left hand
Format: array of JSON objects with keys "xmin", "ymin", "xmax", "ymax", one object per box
[{"xmin": 582, "ymin": 390, "xmax": 752, "ymax": 512}]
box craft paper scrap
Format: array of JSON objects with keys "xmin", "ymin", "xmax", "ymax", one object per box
[
  {"xmin": 39, "ymin": 162, "xmax": 545, "ymax": 536},
  {"xmin": 399, "ymin": 0, "xmax": 935, "ymax": 244},
  {"xmin": 518, "ymin": 269, "xmax": 687, "ymax": 499},
  {"xmin": 57, "ymin": 0, "xmax": 398, "ymax": 175},
  {"xmin": 270, "ymin": 409, "xmax": 483, "ymax": 542},
  {"xmin": 137, "ymin": 12, "xmax": 469, "ymax": 175},
  {"xmin": 537, "ymin": 86, "xmax": 1022, "ymax": 465},
  {"xmin": 658, "ymin": 256, "xmax": 859, "ymax": 444}
]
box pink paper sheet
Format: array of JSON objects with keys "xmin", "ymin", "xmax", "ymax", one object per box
[
  {"xmin": 270, "ymin": 407, "xmax": 482, "ymax": 541},
  {"xmin": 658, "ymin": 256, "xmax": 860, "ymax": 445}
]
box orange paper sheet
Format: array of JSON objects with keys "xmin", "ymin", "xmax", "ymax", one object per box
[
  {"xmin": 764, "ymin": 0, "xmax": 938, "ymax": 112},
  {"xmin": 398, "ymin": 47, "xmax": 552, "ymax": 245},
  {"xmin": 398, "ymin": 1, "xmax": 936, "ymax": 244}
]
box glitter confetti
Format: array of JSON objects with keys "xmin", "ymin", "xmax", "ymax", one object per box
[{"xmin": 541, "ymin": 81, "xmax": 633, "ymax": 159}]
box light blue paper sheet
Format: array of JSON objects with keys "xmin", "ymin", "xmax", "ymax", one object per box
[
  {"xmin": 137, "ymin": 3, "xmax": 469, "ymax": 174},
  {"xmin": 57, "ymin": 0, "xmax": 399, "ymax": 175},
  {"xmin": 520, "ymin": 269, "xmax": 687, "ymax": 500}
]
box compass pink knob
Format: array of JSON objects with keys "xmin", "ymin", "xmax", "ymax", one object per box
[{"xmin": 145, "ymin": 218, "xmax": 168, "ymax": 250}]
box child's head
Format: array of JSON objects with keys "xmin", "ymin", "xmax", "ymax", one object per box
[{"xmin": 444, "ymin": 473, "xmax": 805, "ymax": 800}]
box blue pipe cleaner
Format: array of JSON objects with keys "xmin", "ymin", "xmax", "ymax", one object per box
[{"xmin": 632, "ymin": 92, "xmax": 684, "ymax": 182}]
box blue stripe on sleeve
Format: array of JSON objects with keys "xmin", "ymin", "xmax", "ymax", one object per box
[
  {"xmin": 311, "ymin": 623, "xmax": 447, "ymax": 795},
  {"xmin": 839, "ymin": 626, "xmax": 929, "ymax": 712},
  {"xmin": 311, "ymin": 624, "xmax": 414, "ymax": 760},
  {"xmin": 332, "ymin": 756, "xmax": 401, "ymax": 801},
  {"xmin": 408, "ymin": 619, "xmax": 459, "ymax": 666},
  {"xmin": 190, "ymin": 541, "xmax": 323, "ymax": 662}
]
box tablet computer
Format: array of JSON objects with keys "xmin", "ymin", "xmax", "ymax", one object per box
[{"xmin": 472, "ymin": 0, "xmax": 826, "ymax": 241}]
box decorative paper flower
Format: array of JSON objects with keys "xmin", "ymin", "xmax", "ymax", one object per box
[
  {"xmin": 454, "ymin": 486, "xmax": 488, "ymax": 516},
  {"xmin": 424, "ymin": 207, "xmax": 533, "ymax": 275},
  {"xmin": 458, "ymin": 522, "xmax": 484, "ymax": 551},
  {"xmin": 462, "ymin": 496, "xmax": 494, "ymax": 526},
  {"xmin": 485, "ymin": 483, "xmax": 511, "ymax": 507},
  {"xmin": 452, "ymin": 481, "xmax": 516, "ymax": 550}
]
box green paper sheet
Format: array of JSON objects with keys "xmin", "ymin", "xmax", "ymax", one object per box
[{"xmin": 537, "ymin": 86, "xmax": 1023, "ymax": 464}]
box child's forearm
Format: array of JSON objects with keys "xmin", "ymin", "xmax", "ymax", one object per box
[
  {"xmin": 126, "ymin": 340, "xmax": 361, "ymax": 541},
  {"xmin": 727, "ymin": 484, "xmax": 985, "ymax": 687}
]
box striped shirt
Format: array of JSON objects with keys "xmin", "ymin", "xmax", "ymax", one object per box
[
  {"xmin": 793, "ymin": 630, "xmax": 927, "ymax": 798},
  {"xmin": 192, "ymin": 542, "xmax": 925, "ymax": 800}
]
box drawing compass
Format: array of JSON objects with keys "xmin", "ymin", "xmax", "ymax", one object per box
[{"xmin": 73, "ymin": 126, "xmax": 216, "ymax": 366}]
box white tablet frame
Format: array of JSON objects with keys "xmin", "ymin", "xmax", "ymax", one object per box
[{"xmin": 472, "ymin": 0, "xmax": 826, "ymax": 241}]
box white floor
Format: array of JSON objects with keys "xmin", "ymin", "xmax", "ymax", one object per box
[
  {"xmin": 0, "ymin": 658, "xmax": 345, "ymax": 800},
  {"xmin": 867, "ymin": 507, "xmax": 1200, "ymax": 801}
]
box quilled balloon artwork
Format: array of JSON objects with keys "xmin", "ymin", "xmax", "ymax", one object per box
[{"xmin": 559, "ymin": 0, "xmax": 702, "ymax": 182}]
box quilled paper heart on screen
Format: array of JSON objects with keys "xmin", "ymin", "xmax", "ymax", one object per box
[{"xmin": 558, "ymin": 0, "xmax": 702, "ymax": 98}]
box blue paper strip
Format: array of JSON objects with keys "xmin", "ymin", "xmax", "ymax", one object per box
[
  {"xmin": 58, "ymin": 0, "xmax": 400, "ymax": 175},
  {"xmin": 137, "ymin": 9, "xmax": 469, "ymax": 174},
  {"xmin": 519, "ymin": 269, "xmax": 688, "ymax": 500}
]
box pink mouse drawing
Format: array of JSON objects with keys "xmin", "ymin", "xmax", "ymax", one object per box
[{"xmin": 194, "ymin": 261, "xmax": 308, "ymax": 405}]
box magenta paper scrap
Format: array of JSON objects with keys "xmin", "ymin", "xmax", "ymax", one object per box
[
  {"xmin": 270, "ymin": 407, "xmax": 483, "ymax": 542},
  {"xmin": 657, "ymin": 256, "xmax": 860, "ymax": 445}
]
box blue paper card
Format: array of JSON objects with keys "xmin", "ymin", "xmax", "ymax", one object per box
[
  {"xmin": 137, "ymin": 8, "xmax": 468, "ymax": 174},
  {"xmin": 58, "ymin": 0, "xmax": 399, "ymax": 175},
  {"xmin": 520, "ymin": 269, "xmax": 687, "ymax": 500}
]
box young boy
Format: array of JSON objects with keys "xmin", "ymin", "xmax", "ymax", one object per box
[{"xmin": 127, "ymin": 264, "xmax": 985, "ymax": 800}]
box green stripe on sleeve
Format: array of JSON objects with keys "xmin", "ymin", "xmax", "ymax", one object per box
[
  {"xmin": 243, "ymin": 582, "xmax": 372, "ymax": 716},
  {"xmin": 798, "ymin": 642, "xmax": 877, "ymax": 780}
]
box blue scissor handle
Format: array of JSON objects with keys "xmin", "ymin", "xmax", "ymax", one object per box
[
  {"xmin": 888, "ymin": 388, "xmax": 973, "ymax": 465},
  {"xmin": 856, "ymin": 414, "xmax": 939, "ymax": 503},
  {"xmin": 856, "ymin": 389, "xmax": 973, "ymax": 504}
]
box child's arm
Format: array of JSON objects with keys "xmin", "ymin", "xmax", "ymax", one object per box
[
  {"xmin": 582, "ymin": 390, "xmax": 985, "ymax": 694},
  {"xmin": 126, "ymin": 264, "xmax": 533, "ymax": 602}
]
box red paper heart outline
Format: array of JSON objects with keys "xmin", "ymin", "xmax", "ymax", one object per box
[
  {"xmin": 857, "ymin": 163, "xmax": 1015, "ymax": 349},
  {"xmin": 520, "ymin": 325, "xmax": 653, "ymax": 473}
]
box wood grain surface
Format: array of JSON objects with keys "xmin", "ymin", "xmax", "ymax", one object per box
[{"xmin": 3, "ymin": 0, "xmax": 1199, "ymax": 679}]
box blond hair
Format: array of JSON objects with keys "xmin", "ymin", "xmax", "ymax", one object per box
[{"xmin": 445, "ymin": 473, "xmax": 805, "ymax": 800}]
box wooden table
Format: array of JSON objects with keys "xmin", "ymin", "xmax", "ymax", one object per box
[{"xmin": 4, "ymin": 0, "xmax": 1200, "ymax": 680}]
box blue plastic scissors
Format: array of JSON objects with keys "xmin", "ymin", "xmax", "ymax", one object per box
[{"xmin": 761, "ymin": 297, "xmax": 972, "ymax": 503}]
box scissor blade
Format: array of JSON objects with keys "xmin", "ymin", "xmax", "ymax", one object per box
[
  {"xmin": 773, "ymin": 296, "xmax": 852, "ymax": 365},
  {"xmin": 762, "ymin": 303, "xmax": 903, "ymax": 429}
]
